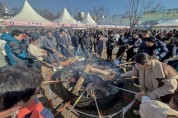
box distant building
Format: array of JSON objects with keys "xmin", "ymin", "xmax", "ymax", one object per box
[
  {"xmin": 99, "ymin": 16, "xmax": 130, "ymax": 26},
  {"xmin": 141, "ymin": 8, "xmax": 178, "ymax": 26}
]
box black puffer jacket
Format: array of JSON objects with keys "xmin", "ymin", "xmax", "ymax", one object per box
[
  {"xmin": 106, "ymin": 37, "xmax": 115, "ymax": 49},
  {"xmin": 137, "ymin": 40, "xmax": 169, "ymax": 60}
]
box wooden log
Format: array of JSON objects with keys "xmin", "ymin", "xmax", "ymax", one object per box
[
  {"xmin": 55, "ymin": 64, "xmax": 92, "ymax": 116},
  {"xmin": 40, "ymin": 60, "xmax": 53, "ymax": 67},
  {"xmin": 90, "ymin": 67, "xmax": 110, "ymax": 76},
  {"xmin": 118, "ymin": 62, "xmax": 135, "ymax": 67},
  {"xmin": 41, "ymin": 80, "xmax": 67, "ymax": 85},
  {"xmin": 71, "ymin": 64, "xmax": 92, "ymax": 94}
]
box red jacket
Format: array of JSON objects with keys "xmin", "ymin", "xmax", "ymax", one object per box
[{"xmin": 17, "ymin": 98, "xmax": 54, "ymax": 118}]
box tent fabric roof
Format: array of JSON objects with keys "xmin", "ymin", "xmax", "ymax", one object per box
[
  {"xmin": 81, "ymin": 13, "xmax": 96, "ymax": 25},
  {"xmin": 155, "ymin": 19, "xmax": 178, "ymax": 26},
  {"xmin": 8, "ymin": 0, "xmax": 52, "ymax": 23},
  {"xmin": 55, "ymin": 8, "xmax": 78, "ymax": 24}
]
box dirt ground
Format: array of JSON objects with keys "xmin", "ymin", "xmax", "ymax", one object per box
[{"xmin": 39, "ymin": 47, "xmax": 141, "ymax": 118}]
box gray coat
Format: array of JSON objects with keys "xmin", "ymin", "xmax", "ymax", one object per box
[
  {"xmin": 56, "ymin": 35, "xmax": 69, "ymax": 49},
  {"xmin": 82, "ymin": 37, "xmax": 91, "ymax": 49},
  {"xmin": 43, "ymin": 36, "xmax": 57, "ymax": 53},
  {"xmin": 43, "ymin": 36, "xmax": 60, "ymax": 65}
]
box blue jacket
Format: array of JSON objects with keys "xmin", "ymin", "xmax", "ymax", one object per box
[{"xmin": 1, "ymin": 33, "xmax": 27, "ymax": 65}]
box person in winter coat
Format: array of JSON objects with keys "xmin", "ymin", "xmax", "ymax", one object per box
[
  {"xmin": 106, "ymin": 31, "xmax": 115, "ymax": 61},
  {"xmin": 116, "ymin": 31, "xmax": 130, "ymax": 60},
  {"xmin": 126, "ymin": 33, "xmax": 142, "ymax": 61},
  {"xmin": 71, "ymin": 31, "xmax": 79, "ymax": 56},
  {"xmin": 120, "ymin": 53, "xmax": 178, "ymax": 103},
  {"xmin": 165, "ymin": 40, "xmax": 178, "ymax": 71},
  {"xmin": 139, "ymin": 95, "xmax": 178, "ymax": 118},
  {"xmin": 43, "ymin": 30, "xmax": 60, "ymax": 66},
  {"xmin": 28, "ymin": 37, "xmax": 49, "ymax": 62},
  {"xmin": 82, "ymin": 32, "xmax": 91, "ymax": 57},
  {"xmin": 114, "ymin": 31, "xmax": 120, "ymax": 44},
  {"xmin": 40, "ymin": 28, "xmax": 46, "ymax": 37},
  {"xmin": 137, "ymin": 36, "xmax": 169, "ymax": 61},
  {"xmin": 56, "ymin": 29, "xmax": 70, "ymax": 58},
  {"xmin": 140, "ymin": 30, "xmax": 152, "ymax": 42},
  {"xmin": 0, "ymin": 66, "xmax": 54, "ymax": 118},
  {"xmin": 0, "ymin": 50, "xmax": 7, "ymax": 68},
  {"xmin": 97, "ymin": 32, "xmax": 104, "ymax": 57},
  {"xmin": 89, "ymin": 33, "xmax": 94, "ymax": 53},
  {"xmin": 1, "ymin": 30, "xmax": 39, "ymax": 68}
]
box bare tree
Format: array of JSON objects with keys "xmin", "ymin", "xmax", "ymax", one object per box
[
  {"xmin": 89, "ymin": 6, "xmax": 110, "ymax": 23},
  {"xmin": 0, "ymin": 1, "xmax": 10, "ymax": 17},
  {"xmin": 55, "ymin": 11, "xmax": 62, "ymax": 19},
  {"xmin": 150, "ymin": 1, "xmax": 165, "ymax": 11},
  {"xmin": 124, "ymin": 0, "xmax": 165, "ymax": 29},
  {"xmin": 35, "ymin": 8, "xmax": 55, "ymax": 21},
  {"xmin": 11, "ymin": 7, "xmax": 21, "ymax": 15},
  {"xmin": 124, "ymin": 0, "xmax": 142, "ymax": 29},
  {"xmin": 143, "ymin": 0, "xmax": 165, "ymax": 12}
]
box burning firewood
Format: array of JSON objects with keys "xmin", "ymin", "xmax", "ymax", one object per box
[
  {"xmin": 89, "ymin": 67, "xmax": 110, "ymax": 76},
  {"xmin": 71, "ymin": 64, "xmax": 92, "ymax": 94}
]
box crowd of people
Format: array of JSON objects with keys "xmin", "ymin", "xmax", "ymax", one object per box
[{"xmin": 0, "ymin": 27, "xmax": 177, "ymax": 118}]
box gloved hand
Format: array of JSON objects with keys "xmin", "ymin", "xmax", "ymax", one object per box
[{"xmin": 26, "ymin": 55, "xmax": 38, "ymax": 60}]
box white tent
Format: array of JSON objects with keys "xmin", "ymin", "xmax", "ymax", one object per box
[
  {"xmin": 55, "ymin": 8, "xmax": 86, "ymax": 28},
  {"xmin": 5, "ymin": 0, "xmax": 55, "ymax": 27},
  {"xmin": 55, "ymin": 8, "xmax": 78, "ymax": 24},
  {"xmin": 153, "ymin": 19, "xmax": 178, "ymax": 31},
  {"xmin": 81, "ymin": 13, "xmax": 96, "ymax": 25}
]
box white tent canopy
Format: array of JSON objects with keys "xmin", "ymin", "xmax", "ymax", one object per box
[
  {"xmin": 55, "ymin": 8, "xmax": 78, "ymax": 24},
  {"xmin": 155, "ymin": 19, "xmax": 178, "ymax": 27},
  {"xmin": 81, "ymin": 13, "xmax": 96, "ymax": 25},
  {"xmin": 8, "ymin": 0, "xmax": 52, "ymax": 23}
]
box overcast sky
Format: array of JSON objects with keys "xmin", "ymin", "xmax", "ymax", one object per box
[{"xmin": 3, "ymin": 0, "xmax": 178, "ymax": 15}]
